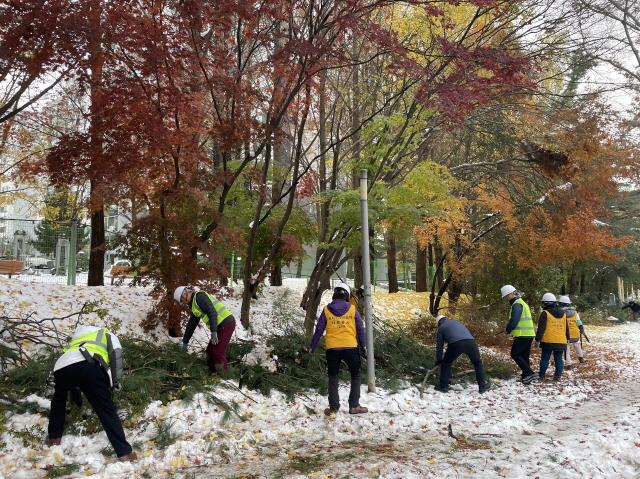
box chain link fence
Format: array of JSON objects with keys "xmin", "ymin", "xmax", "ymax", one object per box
[{"xmin": 0, "ymin": 218, "xmax": 90, "ymax": 284}]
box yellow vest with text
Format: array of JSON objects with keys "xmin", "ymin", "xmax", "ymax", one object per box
[
  {"xmin": 511, "ymin": 298, "xmax": 535, "ymax": 337},
  {"xmin": 64, "ymin": 328, "xmax": 110, "ymax": 366},
  {"xmin": 567, "ymin": 312, "xmax": 580, "ymax": 340},
  {"xmin": 191, "ymin": 292, "xmax": 232, "ymax": 326},
  {"xmin": 324, "ymin": 304, "xmax": 357, "ymax": 349},
  {"xmin": 541, "ymin": 311, "xmax": 568, "ymax": 344}
]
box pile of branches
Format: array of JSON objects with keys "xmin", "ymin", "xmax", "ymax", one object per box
[{"xmin": 0, "ymin": 303, "xmax": 92, "ymax": 373}]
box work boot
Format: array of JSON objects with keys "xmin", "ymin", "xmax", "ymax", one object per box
[
  {"xmin": 553, "ymin": 376, "xmax": 561, "ymax": 382},
  {"xmin": 578, "ymin": 357, "xmax": 585, "ymax": 363},
  {"xmin": 349, "ymin": 406, "xmax": 368, "ymax": 414},
  {"xmin": 46, "ymin": 438, "xmax": 61, "ymax": 447},
  {"xmin": 479, "ymin": 383, "xmax": 491, "ymax": 394},
  {"xmin": 118, "ymin": 452, "xmax": 138, "ymax": 462},
  {"xmin": 521, "ymin": 373, "xmax": 536, "ymax": 385},
  {"xmin": 324, "ymin": 407, "xmax": 339, "ymax": 417},
  {"xmin": 434, "ymin": 384, "xmax": 449, "ymax": 393}
]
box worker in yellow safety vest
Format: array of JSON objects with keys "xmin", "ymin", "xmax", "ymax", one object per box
[
  {"xmin": 309, "ymin": 282, "xmax": 368, "ymax": 416},
  {"xmin": 535, "ymin": 293, "xmax": 570, "ymax": 382},
  {"xmin": 559, "ymin": 295, "xmax": 585, "ymax": 369},
  {"xmin": 47, "ymin": 325, "xmax": 137, "ymax": 462},
  {"xmin": 174, "ymin": 286, "xmax": 236, "ymax": 374},
  {"xmin": 501, "ymin": 285, "xmax": 536, "ymax": 384}
]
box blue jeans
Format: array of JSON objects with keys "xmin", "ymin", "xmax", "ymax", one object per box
[{"xmin": 539, "ymin": 348, "xmax": 564, "ymax": 378}]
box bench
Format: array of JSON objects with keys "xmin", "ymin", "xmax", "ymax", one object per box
[
  {"xmin": 106, "ymin": 265, "xmax": 149, "ymax": 285},
  {"xmin": 0, "ymin": 260, "xmax": 24, "ymax": 278}
]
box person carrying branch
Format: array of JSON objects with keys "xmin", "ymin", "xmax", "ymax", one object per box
[
  {"xmin": 47, "ymin": 325, "xmax": 137, "ymax": 462},
  {"xmin": 558, "ymin": 295, "xmax": 585, "ymax": 369},
  {"xmin": 174, "ymin": 286, "xmax": 236, "ymax": 374},
  {"xmin": 500, "ymin": 285, "xmax": 536, "ymax": 384},
  {"xmin": 536, "ymin": 293, "xmax": 570, "ymax": 382},
  {"xmin": 309, "ymin": 282, "xmax": 368, "ymax": 416},
  {"xmin": 434, "ymin": 315, "xmax": 490, "ymax": 394}
]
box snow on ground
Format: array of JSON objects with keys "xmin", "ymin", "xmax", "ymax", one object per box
[{"xmin": 2, "ymin": 278, "xmax": 640, "ymax": 478}]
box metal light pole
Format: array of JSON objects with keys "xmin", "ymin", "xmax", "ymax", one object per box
[{"xmin": 360, "ymin": 169, "xmax": 376, "ymax": 392}]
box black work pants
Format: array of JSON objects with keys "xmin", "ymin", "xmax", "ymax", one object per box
[
  {"xmin": 440, "ymin": 339, "xmax": 487, "ymax": 389},
  {"xmin": 510, "ymin": 337, "xmax": 534, "ymax": 378},
  {"xmin": 48, "ymin": 361, "xmax": 132, "ymax": 457},
  {"xmin": 326, "ymin": 348, "xmax": 361, "ymax": 409}
]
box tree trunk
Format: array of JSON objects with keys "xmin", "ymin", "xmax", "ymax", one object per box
[
  {"xmin": 415, "ymin": 242, "xmax": 428, "ymax": 292},
  {"xmin": 386, "ymin": 233, "xmax": 398, "ymax": 293},
  {"xmin": 296, "ymin": 257, "xmax": 303, "ymax": 278},
  {"xmin": 301, "ymin": 248, "xmax": 345, "ymax": 335},
  {"xmin": 350, "ymin": 43, "xmax": 363, "ymax": 291},
  {"xmin": 353, "ymin": 251, "xmax": 363, "ymax": 289},
  {"xmin": 433, "ymin": 243, "xmax": 444, "ymax": 291},
  {"xmin": 579, "ymin": 269, "xmax": 586, "ymax": 295},
  {"xmin": 568, "ymin": 264, "xmax": 578, "ymax": 295},
  {"xmin": 427, "ymin": 243, "xmax": 434, "ymax": 289},
  {"xmin": 270, "ymin": 259, "xmax": 283, "ymax": 286},
  {"xmin": 87, "ymin": 1, "xmax": 105, "ymax": 286},
  {"xmin": 88, "ymin": 183, "xmax": 105, "ymax": 286}
]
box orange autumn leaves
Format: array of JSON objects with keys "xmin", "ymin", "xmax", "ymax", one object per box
[{"xmin": 418, "ymin": 108, "xmax": 634, "ymax": 274}]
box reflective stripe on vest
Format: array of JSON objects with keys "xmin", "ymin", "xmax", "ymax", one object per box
[
  {"xmin": 511, "ymin": 298, "xmax": 535, "ymax": 337},
  {"xmin": 191, "ymin": 292, "xmax": 232, "ymax": 326},
  {"xmin": 324, "ymin": 305, "xmax": 357, "ymax": 349},
  {"xmin": 567, "ymin": 313, "xmax": 580, "ymax": 339},
  {"xmin": 541, "ymin": 311, "xmax": 568, "ymax": 344},
  {"xmin": 64, "ymin": 328, "xmax": 110, "ymax": 366}
]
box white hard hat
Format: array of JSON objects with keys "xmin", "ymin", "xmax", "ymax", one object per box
[
  {"xmin": 541, "ymin": 292, "xmax": 557, "ymax": 303},
  {"xmin": 558, "ymin": 295, "xmax": 571, "ymax": 305},
  {"xmin": 334, "ymin": 282, "xmax": 350, "ymax": 296},
  {"xmin": 500, "ymin": 285, "xmax": 517, "ymax": 298},
  {"xmin": 173, "ymin": 286, "xmax": 188, "ymax": 303}
]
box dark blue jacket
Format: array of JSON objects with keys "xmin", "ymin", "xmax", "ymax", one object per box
[{"xmin": 436, "ymin": 319, "xmax": 474, "ymax": 362}]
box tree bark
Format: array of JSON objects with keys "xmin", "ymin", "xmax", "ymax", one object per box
[
  {"xmin": 386, "ymin": 233, "xmax": 399, "ymax": 293},
  {"xmin": 296, "ymin": 257, "xmax": 303, "ymax": 278},
  {"xmin": 270, "ymin": 260, "xmax": 283, "ymax": 286},
  {"xmin": 88, "ymin": 181, "xmax": 105, "ymax": 286},
  {"xmin": 87, "ymin": 2, "xmax": 105, "ymax": 286},
  {"xmin": 415, "ymin": 242, "xmax": 428, "ymax": 292},
  {"xmin": 433, "ymin": 242, "xmax": 444, "ymax": 291},
  {"xmin": 568, "ymin": 264, "xmax": 578, "ymax": 295}
]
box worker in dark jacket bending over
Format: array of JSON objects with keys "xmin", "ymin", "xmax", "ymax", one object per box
[
  {"xmin": 536, "ymin": 293, "xmax": 570, "ymax": 382},
  {"xmin": 435, "ymin": 315, "xmax": 490, "ymax": 394},
  {"xmin": 174, "ymin": 286, "xmax": 236, "ymax": 374}
]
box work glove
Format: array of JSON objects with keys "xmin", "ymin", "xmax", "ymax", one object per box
[
  {"xmin": 112, "ymin": 382, "xmax": 122, "ymax": 392},
  {"xmin": 210, "ymin": 332, "xmax": 219, "ymax": 346},
  {"xmin": 181, "ymin": 342, "xmax": 188, "ymax": 351},
  {"xmin": 579, "ymin": 325, "xmax": 585, "ymax": 333},
  {"xmin": 359, "ymin": 346, "xmax": 367, "ymax": 358},
  {"xmin": 534, "ymin": 341, "xmax": 540, "ymax": 349}
]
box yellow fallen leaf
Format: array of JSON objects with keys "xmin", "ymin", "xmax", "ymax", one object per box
[{"xmin": 169, "ymin": 456, "xmax": 189, "ymax": 468}]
